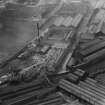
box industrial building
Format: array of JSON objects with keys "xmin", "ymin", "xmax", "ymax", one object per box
[{"xmin": 0, "ymin": 0, "xmax": 105, "ymax": 105}]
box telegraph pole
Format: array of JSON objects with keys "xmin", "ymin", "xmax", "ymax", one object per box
[{"xmin": 36, "ymin": 22, "xmax": 40, "ymax": 45}]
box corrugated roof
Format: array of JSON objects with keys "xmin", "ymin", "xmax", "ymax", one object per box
[
  {"xmin": 53, "ymin": 16, "xmax": 74, "ymax": 27},
  {"xmin": 71, "ymin": 13, "xmax": 83, "ymax": 27},
  {"xmin": 53, "ymin": 14, "xmax": 83, "ymax": 27},
  {"xmin": 73, "ymin": 14, "xmax": 83, "ymax": 27}
]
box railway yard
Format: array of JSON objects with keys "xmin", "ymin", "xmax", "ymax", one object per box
[{"xmin": 1, "ymin": 0, "xmax": 105, "ymax": 105}]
